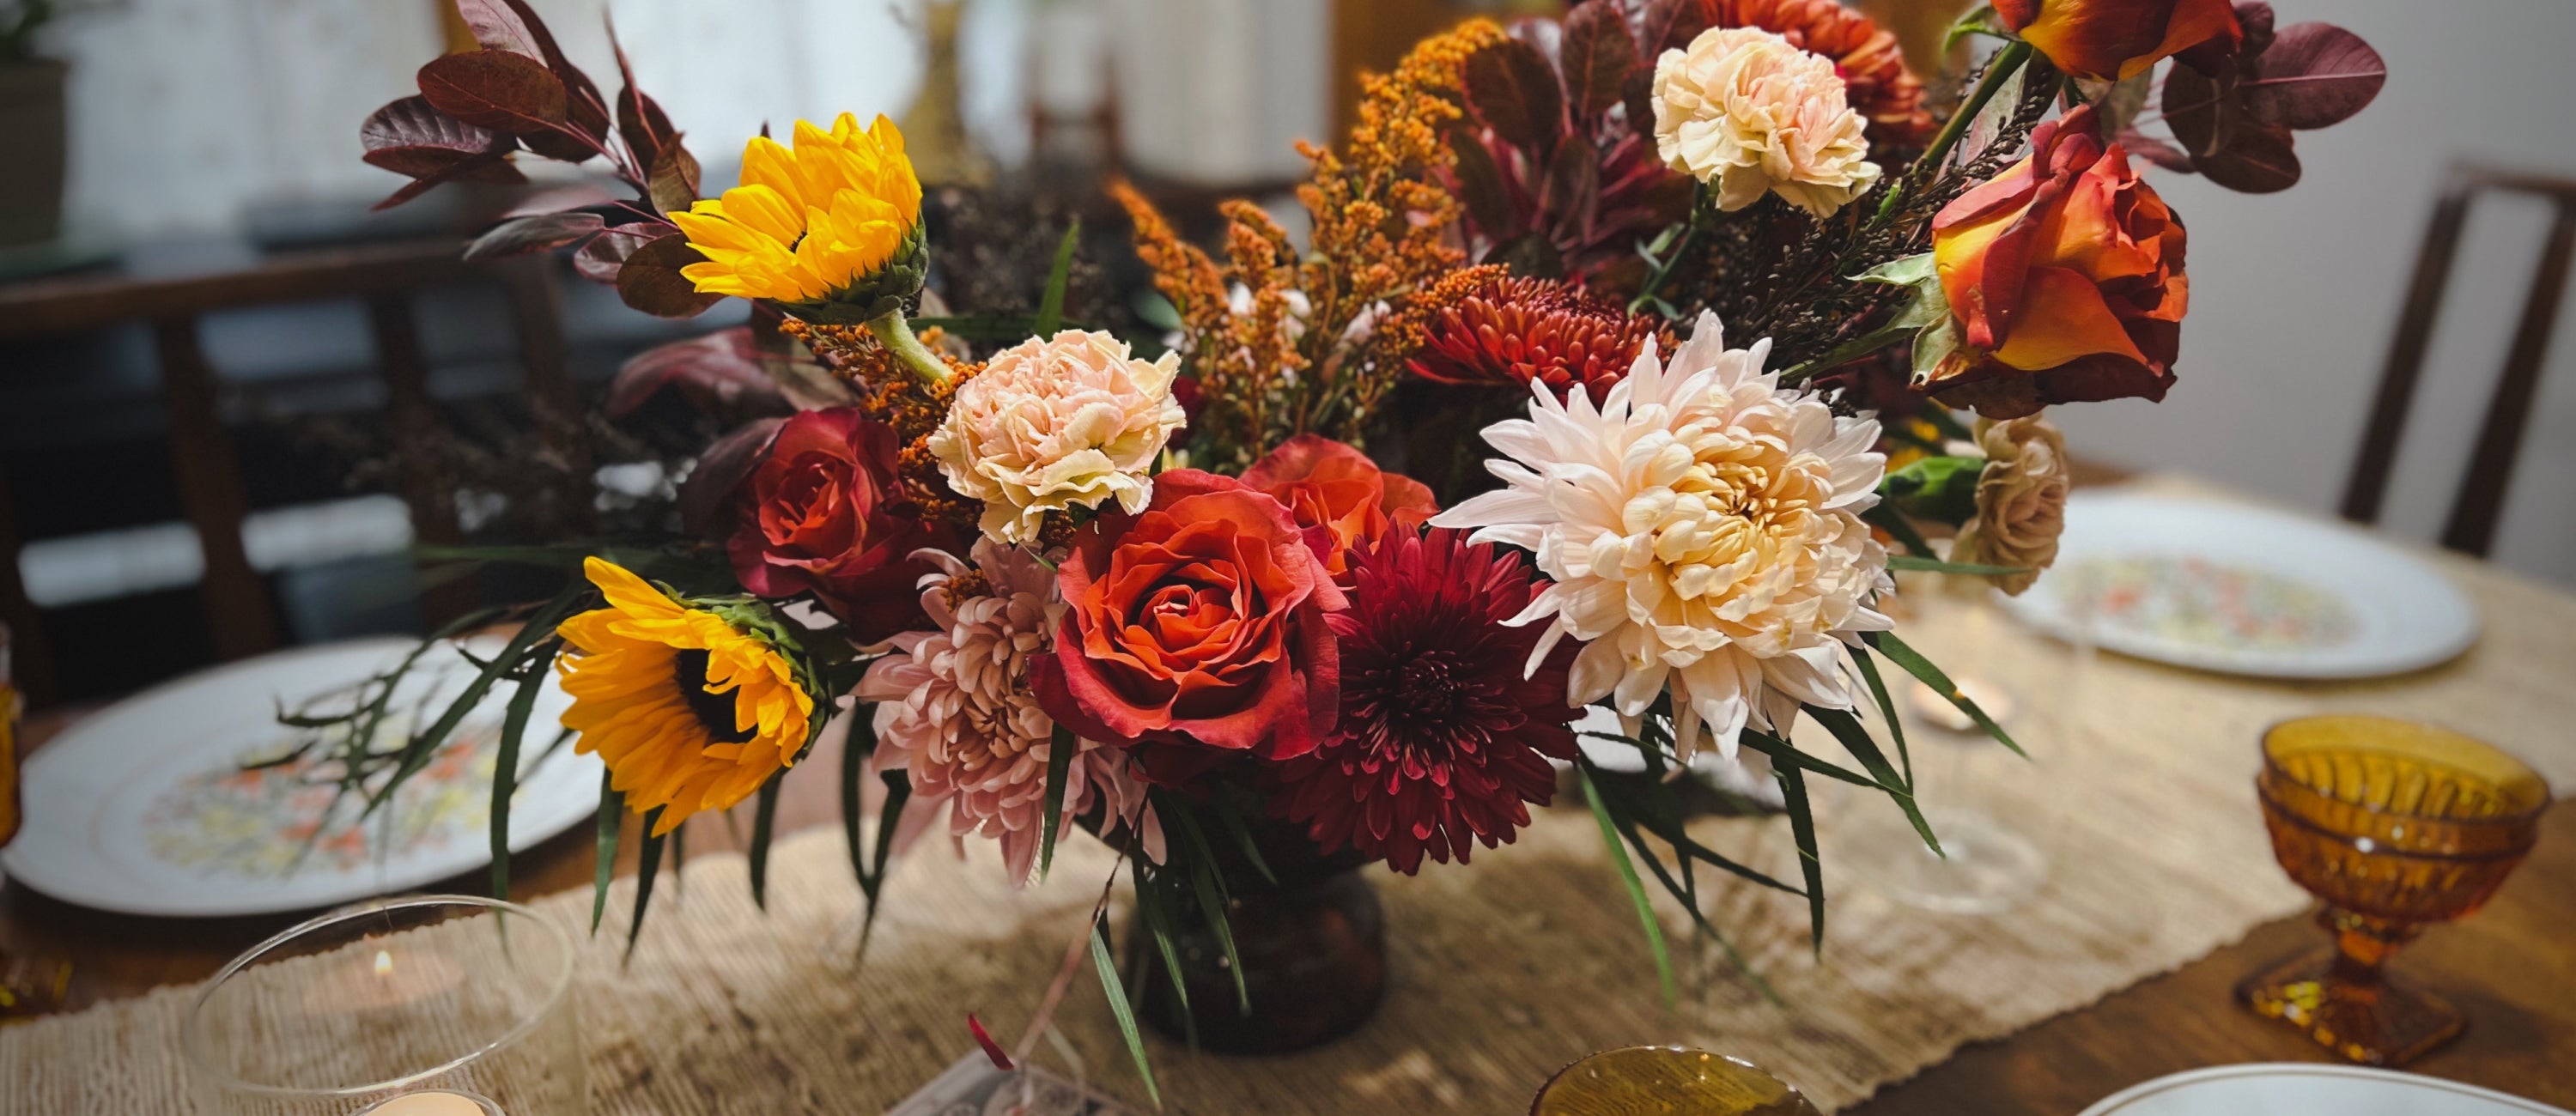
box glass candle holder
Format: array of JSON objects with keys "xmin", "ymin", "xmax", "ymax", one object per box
[
  {"xmin": 183, "ymin": 895, "xmax": 582, "ymax": 1116},
  {"xmin": 2239, "ymin": 715, "xmax": 2550, "ymax": 1065}
]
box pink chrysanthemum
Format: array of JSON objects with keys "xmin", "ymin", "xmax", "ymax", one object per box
[
  {"xmin": 855, "ymin": 539, "xmax": 1158, "ymax": 882},
  {"xmin": 1272, "ymin": 528, "xmax": 1580, "ymax": 874}
]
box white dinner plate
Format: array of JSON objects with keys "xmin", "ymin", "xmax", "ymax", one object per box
[
  {"xmin": 2001, "ymin": 491, "xmax": 2479, "ymax": 679},
  {"xmin": 2, "ymin": 638, "xmax": 601, "ymax": 917},
  {"xmin": 2080, "ymin": 1064, "xmax": 2572, "ymax": 1116}
]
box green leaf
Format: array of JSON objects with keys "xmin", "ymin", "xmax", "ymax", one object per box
[
  {"xmin": 859, "ymin": 770, "xmax": 911, "ymax": 961},
  {"xmin": 749, "ymin": 776, "xmax": 783, "ymax": 910},
  {"xmin": 1091, "ymin": 917, "xmax": 1163, "ymax": 1107},
  {"xmin": 1582, "ymin": 764, "xmax": 1805, "ymax": 896},
  {"xmin": 1734, "ymin": 730, "xmax": 1880, "ymax": 790},
  {"xmin": 1886, "ymin": 555, "xmax": 2031, "ymax": 577},
  {"xmin": 1805, "ymin": 706, "xmax": 1942, "ymax": 857},
  {"xmin": 843, "ymin": 707, "xmax": 874, "ymax": 884},
  {"xmin": 1131, "ymin": 290, "xmax": 1182, "ymax": 332},
  {"xmin": 1128, "ymin": 860, "xmax": 1192, "ymax": 1020},
  {"xmin": 1853, "ymin": 251, "xmax": 1936, "ymax": 288},
  {"xmin": 1578, "ymin": 764, "xmax": 1677, "ymax": 1007},
  {"xmin": 625, "ymin": 807, "xmax": 668, "ymax": 962},
  {"xmin": 1034, "ymin": 219, "xmax": 1080, "ymax": 337},
  {"xmin": 1910, "ymin": 315, "xmax": 1963, "ymax": 384},
  {"xmin": 1862, "ymin": 503, "xmax": 1938, "ymax": 561},
  {"xmin": 1777, "ymin": 765, "xmax": 1826, "ymax": 955},
  {"xmin": 1866, "ymin": 631, "xmax": 2026, "ymax": 758},
  {"xmin": 1162, "ymin": 797, "xmax": 1250, "ymax": 1015},
  {"xmin": 591, "ymin": 771, "xmax": 623, "ymax": 936},
  {"xmin": 1881, "ymin": 455, "xmax": 1984, "ymax": 527},
  {"xmin": 1208, "ymin": 794, "xmax": 1277, "ymax": 887},
  {"xmin": 368, "ymin": 588, "xmax": 585, "ymax": 821},
  {"xmin": 1038, "ymin": 724, "xmax": 1077, "ymax": 881},
  {"xmin": 1611, "ymin": 813, "xmax": 1782, "ymax": 1007},
  {"xmin": 486, "ymin": 646, "xmax": 552, "ymax": 900},
  {"xmin": 1850, "ymin": 645, "xmax": 1912, "ymax": 787}
]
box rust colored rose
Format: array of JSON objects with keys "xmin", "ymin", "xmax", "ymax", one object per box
[
  {"xmin": 1031, "ymin": 470, "xmax": 1347, "ymax": 781},
  {"xmin": 1995, "ymin": 0, "xmax": 2240, "ymax": 82},
  {"xmin": 1241, "ymin": 434, "xmax": 1438, "ymax": 585},
  {"xmin": 727, "ymin": 407, "xmax": 949, "ymax": 642},
  {"xmin": 1926, "ymin": 104, "xmax": 2189, "ymax": 419}
]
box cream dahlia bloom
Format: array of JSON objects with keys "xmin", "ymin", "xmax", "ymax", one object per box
[
  {"xmin": 854, "ymin": 539, "xmax": 1158, "ymax": 882},
  {"xmin": 1432, "ymin": 312, "xmax": 1893, "ymax": 761},
  {"xmin": 929, "ymin": 330, "xmax": 1187, "ymax": 544},
  {"xmin": 1651, "ymin": 26, "xmax": 1882, "ymax": 219},
  {"xmin": 1953, "ymin": 415, "xmax": 2070, "ymax": 596}
]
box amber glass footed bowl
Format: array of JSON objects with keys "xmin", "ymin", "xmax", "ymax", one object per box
[{"xmin": 2242, "ymin": 715, "xmax": 2551, "ymax": 1065}]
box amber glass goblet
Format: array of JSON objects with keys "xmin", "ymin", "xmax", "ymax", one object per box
[
  {"xmin": 2239, "ymin": 715, "xmax": 2550, "ymax": 1065},
  {"xmin": 1530, "ymin": 1047, "xmax": 1818, "ymax": 1116}
]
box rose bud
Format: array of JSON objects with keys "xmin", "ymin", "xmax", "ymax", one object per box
[{"xmin": 1994, "ymin": 0, "xmax": 2241, "ymax": 82}]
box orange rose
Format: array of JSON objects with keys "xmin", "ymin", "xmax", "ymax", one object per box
[
  {"xmin": 1031, "ymin": 470, "xmax": 1347, "ymax": 783},
  {"xmin": 1240, "ymin": 434, "xmax": 1438, "ymax": 585},
  {"xmin": 1926, "ymin": 105, "xmax": 2189, "ymax": 419},
  {"xmin": 1996, "ymin": 0, "xmax": 2240, "ymax": 82}
]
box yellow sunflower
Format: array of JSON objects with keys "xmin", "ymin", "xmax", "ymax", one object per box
[
  {"xmin": 555, "ymin": 557, "xmax": 815, "ymax": 835},
  {"xmin": 667, "ymin": 112, "xmax": 925, "ymax": 313}
]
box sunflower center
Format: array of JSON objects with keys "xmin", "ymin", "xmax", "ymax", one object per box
[{"xmin": 672, "ymin": 648, "xmax": 756, "ymax": 744}]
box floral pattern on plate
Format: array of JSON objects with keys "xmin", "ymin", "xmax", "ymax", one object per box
[
  {"xmin": 140, "ymin": 713, "xmax": 507, "ymax": 878},
  {"xmin": 2071, "ymin": 555, "xmax": 2360, "ymax": 652}
]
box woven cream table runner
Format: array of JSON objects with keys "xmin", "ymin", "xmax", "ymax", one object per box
[{"xmin": 10, "ymin": 480, "xmax": 2575, "ymax": 1115}]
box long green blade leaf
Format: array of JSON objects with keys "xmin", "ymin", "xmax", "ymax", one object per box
[
  {"xmin": 1208, "ymin": 794, "xmax": 1277, "ymax": 886},
  {"xmin": 1038, "ymin": 724, "xmax": 1076, "ymax": 880},
  {"xmin": 1867, "ymin": 631, "xmax": 2025, "ymax": 757},
  {"xmin": 487, "ymin": 647, "xmax": 550, "ymax": 900},
  {"xmin": 857, "ymin": 771, "xmax": 911, "ymax": 961},
  {"xmin": 591, "ymin": 772, "xmax": 623, "ymax": 935},
  {"xmin": 1585, "ymin": 772, "xmax": 1805, "ymax": 896},
  {"xmin": 1034, "ymin": 219, "xmax": 1080, "ymax": 336},
  {"xmin": 1578, "ymin": 764, "xmax": 1676, "ymax": 1007},
  {"xmin": 1862, "ymin": 504, "xmax": 1937, "ymax": 560},
  {"xmin": 625, "ymin": 807, "xmax": 668, "ymax": 962},
  {"xmin": 1886, "ymin": 555, "xmax": 2031, "ymax": 576},
  {"xmin": 1731, "ymin": 730, "xmax": 1880, "ymax": 789},
  {"xmin": 749, "ymin": 776, "xmax": 783, "ymax": 910},
  {"xmin": 1806, "ymin": 706, "xmax": 1942, "ymax": 856},
  {"xmin": 1161, "ymin": 798, "xmax": 1249, "ymax": 1014},
  {"xmin": 1612, "ymin": 814, "xmax": 1781, "ymax": 1006},
  {"xmin": 1091, "ymin": 918, "xmax": 1163, "ymax": 1108},
  {"xmin": 1850, "ymin": 644, "xmax": 1912, "ymax": 786},
  {"xmin": 842, "ymin": 707, "xmax": 874, "ymax": 883},
  {"xmin": 1778, "ymin": 765, "xmax": 1826, "ymax": 955},
  {"xmin": 370, "ymin": 589, "xmax": 585, "ymax": 820},
  {"xmin": 1128, "ymin": 860, "xmax": 1191, "ymax": 1019}
]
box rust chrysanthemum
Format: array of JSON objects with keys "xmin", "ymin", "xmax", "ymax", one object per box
[
  {"xmin": 1273, "ymin": 528, "xmax": 1580, "ymax": 874},
  {"xmin": 1704, "ymin": 0, "xmax": 1935, "ymax": 149},
  {"xmin": 1405, "ymin": 276, "xmax": 1664, "ymax": 403}
]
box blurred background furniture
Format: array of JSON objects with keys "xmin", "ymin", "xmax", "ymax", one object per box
[{"xmin": 2342, "ymin": 165, "xmax": 2576, "ymax": 558}]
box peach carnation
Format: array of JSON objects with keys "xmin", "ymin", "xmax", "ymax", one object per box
[
  {"xmin": 928, "ymin": 330, "xmax": 1187, "ymax": 544},
  {"xmin": 1432, "ymin": 312, "xmax": 1893, "ymax": 761},
  {"xmin": 854, "ymin": 539, "xmax": 1157, "ymax": 882},
  {"xmin": 1651, "ymin": 26, "xmax": 1882, "ymax": 219},
  {"xmin": 1953, "ymin": 415, "xmax": 2070, "ymax": 596}
]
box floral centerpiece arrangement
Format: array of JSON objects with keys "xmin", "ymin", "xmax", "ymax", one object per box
[{"xmin": 316, "ymin": 0, "xmax": 2382, "ymax": 1091}]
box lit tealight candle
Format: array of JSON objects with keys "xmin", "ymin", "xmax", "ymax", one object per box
[{"xmin": 353, "ymin": 1089, "xmax": 501, "ymax": 1116}]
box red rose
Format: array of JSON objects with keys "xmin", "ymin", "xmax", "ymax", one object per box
[
  {"xmin": 1031, "ymin": 470, "xmax": 1346, "ymax": 781},
  {"xmin": 1995, "ymin": 0, "xmax": 2241, "ymax": 82},
  {"xmin": 727, "ymin": 407, "xmax": 949, "ymax": 642},
  {"xmin": 1240, "ymin": 434, "xmax": 1438, "ymax": 584}
]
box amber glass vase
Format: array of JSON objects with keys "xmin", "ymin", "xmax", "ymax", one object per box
[
  {"xmin": 2240, "ymin": 715, "xmax": 2550, "ymax": 1065},
  {"xmin": 1126, "ymin": 812, "xmax": 1386, "ymax": 1054}
]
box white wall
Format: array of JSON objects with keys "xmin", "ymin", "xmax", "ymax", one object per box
[{"xmin": 2053, "ymin": 0, "xmax": 2576, "ymax": 587}]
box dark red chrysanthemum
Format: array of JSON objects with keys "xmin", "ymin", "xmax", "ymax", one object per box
[
  {"xmin": 1272, "ymin": 527, "xmax": 1580, "ymax": 874},
  {"xmin": 1405, "ymin": 276, "xmax": 1663, "ymax": 403}
]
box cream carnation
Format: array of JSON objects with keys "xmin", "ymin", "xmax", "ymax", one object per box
[
  {"xmin": 929, "ymin": 330, "xmax": 1187, "ymax": 544},
  {"xmin": 1953, "ymin": 415, "xmax": 2070, "ymax": 597},
  {"xmin": 854, "ymin": 539, "xmax": 1157, "ymax": 882},
  {"xmin": 1651, "ymin": 26, "xmax": 1882, "ymax": 219},
  {"xmin": 1432, "ymin": 312, "xmax": 1893, "ymax": 761}
]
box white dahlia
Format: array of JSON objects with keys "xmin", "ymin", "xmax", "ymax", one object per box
[
  {"xmin": 1431, "ymin": 312, "xmax": 1893, "ymax": 761},
  {"xmin": 854, "ymin": 539, "xmax": 1158, "ymax": 882}
]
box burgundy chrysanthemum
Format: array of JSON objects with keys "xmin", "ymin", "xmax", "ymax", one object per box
[
  {"xmin": 1405, "ymin": 276, "xmax": 1664, "ymax": 403},
  {"xmin": 1273, "ymin": 527, "xmax": 1581, "ymax": 874}
]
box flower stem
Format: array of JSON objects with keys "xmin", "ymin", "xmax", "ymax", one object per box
[
  {"xmin": 868, "ymin": 308, "xmax": 951, "ymax": 385},
  {"xmin": 1875, "ymin": 39, "xmax": 2035, "ymax": 224}
]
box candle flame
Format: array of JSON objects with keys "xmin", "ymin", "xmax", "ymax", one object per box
[{"xmin": 374, "ymin": 949, "xmax": 394, "ymax": 978}]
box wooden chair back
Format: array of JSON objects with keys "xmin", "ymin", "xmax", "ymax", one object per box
[{"xmin": 2342, "ymin": 164, "xmax": 2576, "ymax": 557}]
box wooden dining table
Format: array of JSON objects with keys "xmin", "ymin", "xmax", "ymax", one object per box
[{"xmin": 4, "ymin": 498, "xmax": 2573, "ymax": 1114}]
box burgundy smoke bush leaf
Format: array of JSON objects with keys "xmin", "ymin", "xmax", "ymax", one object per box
[
  {"xmin": 371, "ymin": 154, "xmax": 524, "ymax": 210},
  {"xmin": 616, "ymin": 234, "xmax": 724, "ymax": 318},
  {"xmin": 1621, "ymin": 66, "xmax": 1658, "ymax": 140},
  {"xmin": 1558, "ymin": 1, "xmax": 1637, "ymax": 122},
  {"xmin": 2194, "ymin": 122, "xmax": 2301, "ymax": 192},
  {"xmin": 463, "ymin": 211, "xmax": 604, "ymax": 259},
  {"xmin": 2233, "ymin": 1, "xmax": 2276, "ymax": 57},
  {"xmin": 607, "ymin": 326, "xmax": 788, "ymax": 420},
  {"xmin": 360, "ymin": 95, "xmax": 509, "ymax": 170},
  {"xmin": 1510, "ymin": 15, "xmax": 1564, "ymax": 69},
  {"xmin": 610, "ymin": 17, "xmax": 678, "ymax": 171},
  {"xmin": 1626, "ymin": 0, "xmax": 1710, "ymax": 58},
  {"xmin": 2240, "ymin": 22, "xmax": 2385, "ymax": 130},
  {"xmin": 677, "ymin": 416, "xmax": 784, "ymax": 537},
  {"xmin": 418, "ymin": 50, "xmax": 569, "ymax": 135},
  {"xmin": 2161, "ymin": 61, "xmax": 2237, "ymax": 159},
  {"xmin": 459, "ymin": 0, "xmax": 605, "ymax": 119},
  {"xmin": 1540, "ymin": 138, "xmax": 1601, "ymax": 236},
  {"xmin": 453, "ymin": 0, "xmax": 544, "ymax": 59},
  {"xmin": 576, "ymin": 222, "xmax": 673, "ymax": 283},
  {"xmin": 1465, "ymin": 38, "xmax": 1564, "ymax": 156},
  {"xmin": 647, "ymin": 144, "xmax": 701, "ymax": 215},
  {"xmin": 1448, "ymin": 130, "xmax": 1515, "ymax": 233}
]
